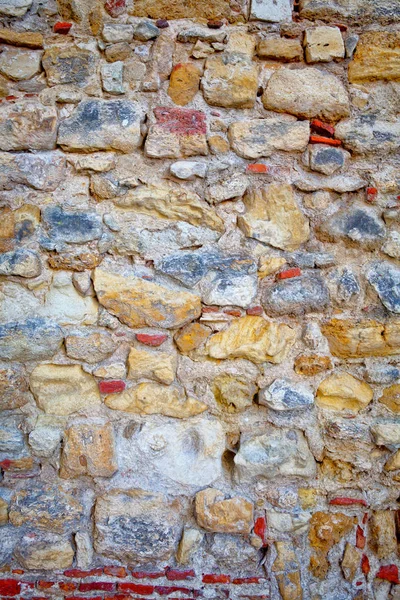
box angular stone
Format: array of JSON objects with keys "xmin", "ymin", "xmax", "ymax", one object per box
[
  {"xmin": 0, "ymin": 365, "xmax": 29, "ymax": 411},
  {"xmin": 262, "ymin": 273, "xmax": 329, "ymax": 316},
  {"xmin": 349, "ymin": 31, "xmax": 400, "ymax": 83},
  {"xmin": 250, "ymin": 0, "xmax": 292, "ymax": 21},
  {"xmin": 335, "ymin": 117, "xmax": 400, "ymax": 154},
  {"xmin": 177, "ymin": 27, "xmax": 227, "ymax": 44},
  {"xmin": 260, "ymin": 378, "xmax": 314, "ymax": 411},
  {"xmin": 309, "ymin": 512, "xmax": 356, "ymax": 580},
  {"xmin": 145, "ymin": 107, "xmax": 207, "ymax": 158},
  {"xmin": 168, "ymin": 63, "xmax": 201, "ymax": 106},
  {"xmin": 318, "ymin": 204, "xmax": 385, "ymax": 248},
  {"xmin": 127, "ymin": 347, "xmax": 176, "ymax": 384},
  {"xmin": 0, "ymin": 101, "xmax": 57, "ymax": 151},
  {"xmin": 305, "ymin": 144, "xmax": 348, "ymax": 175},
  {"xmin": 14, "ymin": 534, "xmax": 74, "ymax": 570},
  {"xmin": 294, "ymin": 171, "xmax": 366, "ymax": 193},
  {"xmin": 299, "ymin": 0, "xmax": 400, "ymax": 24},
  {"xmin": 304, "ymin": 26, "xmax": 345, "ymax": 63},
  {"xmin": 75, "ymin": 531, "xmax": 93, "ymax": 570},
  {"xmin": 262, "ymin": 68, "xmax": 350, "ymax": 121},
  {"xmin": 0, "ymin": 318, "xmax": 63, "ymax": 361},
  {"xmin": 65, "ymin": 332, "xmax": 117, "ymax": 364},
  {"xmin": 294, "ymin": 354, "xmax": 332, "ymax": 376},
  {"xmin": 206, "ymin": 315, "xmax": 296, "ymax": 364},
  {"xmin": 206, "ymin": 174, "xmax": 248, "ymax": 204},
  {"xmin": 0, "ymin": 249, "xmax": 41, "ymax": 278},
  {"xmin": 106, "ymin": 382, "xmax": 207, "ymax": 418},
  {"xmin": 41, "ymin": 205, "xmax": 103, "ymax": 247},
  {"xmin": 369, "ymin": 511, "xmax": 397, "ymax": 559},
  {"xmin": 30, "ymin": 364, "xmax": 101, "ymax": 415},
  {"xmin": 0, "ymin": 151, "xmax": 65, "ymax": 191},
  {"xmin": 202, "ymin": 53, "xmax": 258, "ymax": 109},
  {"xmin": 209, "ymin": 533, "xmax": 260, "ymax": 574},
  {"xmin": 103, "ymin": 24, "xmax": 134, "ymax": 43},
  {"xmin": 322, "ymin": 318, "xmax": 400, "ymax": 358},
  {"xmin": 371, "ymin": 423, "xmax": 400, "ymax": 446},
  {"xmin": 235, "ymin": 428, "xmax": 316, "ymax": 482},
  {"xmin": 316, "ymin": 373, "xmax": 373, "ymax": 412},
  {"xmin": 101, "ymin": 61, "xmax": 124, "ymax": 94},
  {"xmin": 170, "ymin": 160, "xmax": 207, "ymax": 180},
  {"xmin": 0, "ymin": 48, "xmax": 42, "ymax": 81},
  {"xmin": 131, "ymin": 0, "xmax": 233, "ymax": 20},
  {"xmin": 48, "ymin": 251, "xmax": 103, "ymax": 271},
  {"xmin": 0, "ymin": 497, "xmax": 7, "ymax": 525},
  {"xmin": 0, "ymin": 29, "xmax": 43, "ymax": 48},
  {"xmin": 0, "ymin": 0, "xmax": 32, "ymax": 16},
  {"xmin": 177, "ymin": 528, "xmax": 203, "ymax": 565},
  {"xmin": 213, "ymin": 374, "xmax": 256, "ymax": 413},
  {"xmin": 28, "ymin": 426, "xmax": 61, "ymax": 458},
  {"xmin": 58, "ymin": 99, "xmax": 143, "ymax": 153},
  {"xmin": 9, "ymin": 485, "xmax": 83, "ymax": 533},
  {"xmin": 174, "ymin": 322, "xmax": 211, "ymax": 353},
  {"xmin": 134, "ymin": 20, "xmax": 160, "ymax": 41},
  {"xmin": 94, "ymin": 489, "xmax": 182, "ymax": 562},
  {"xmin": 93, "ymin": 268, "xmax": 201, "ymax": 329},
  {"xmin": 384, "ymin": 449, "xmax": 400, "ymax": 471},
  {"xmin": 60, "ymin": 422, "xmax": 118, "ymax": 479},
  {"xmin": 114, "ymin": 184, "xmax": 223, "ymax": 232},
  {"xmin": 382, "ymin": 230, "xmax": 400, "ymax": 259},
  {"xmin": 105, "ymin": 42, "xmax": 132, "ymax": 63},
  {"xmin": 195, "ymin": 488, "xmax": 253, "ymax": 534},
  {"xmin": 238, "ymin": 185, "xmax": 309, "ymax": 250},
  {"xmin": 43, "ymin": 46, "xmax": 98, "ymax": 89},
  {"xmin": 341, "ymin": 543, "xmax": 360, "ymax": 582},
  {"xmin": 0, "ymin": 415, "xmax": 25, "ymax": 454},
  {"xmin": 379, "ymin": 385, "xmax": 400, "ymax": 413},
  {"xmin": 366, "ymin": 261, "xmax": 400, "ymax": 313},
  {"xmin": 257, "ymin": 37, "xmax": 302, "ymax": 61},
  {"xmin": 42, "ymin": 271, "xmax": 98, "ymax": 326}
]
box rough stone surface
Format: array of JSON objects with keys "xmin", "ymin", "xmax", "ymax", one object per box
[
  {"xmin": 195, "ymin": 488, "xmax": 253, "ymax": 534},
  {"xmin": 145, "ymin": 107, "xmax": 208, "ymax": 158},
  {"xmin": 318, "ymin": 204, "xmax": 386, "ymax": 247},
  {"xmin": 260, "ymin": 378, "xmax": 314, "ymax": 411},
  {"xmin": 250, "ymin": 0, "xmax": 292, "ymax": 22},
  {"xmin": 316, "ymin": 372, "xmax": 373, "ymax": 412},
  {"xmin": 366, "ymin": 261, "xmax": 400, "ymax": 313},
  {"xmin": 335, "ymin": 117, "xmax": 400, "ymax": 154},
  {"xmin": 60, "ymin": 422, "xmax": 118, "ymax": 479},
  {"xmin": 349, "ymin": 31, "xmax": 400, "ymax": 83},
  {"xmin": 0, "ymin": 319, "xmax": 63, "ymax": 361},
  {"xmin": 202, "ymin": 53, "xmax": 258, "ymax": 109},
  {"xmin": 262, "ymin": 273, "xmax": 330, "ymax": 316},
  {"xmin": 304, "ymin": 26, "xmax": 345, "ymax": 63},
  {"xmin": 0, "ymin": 102, "xmax": 57, "ymax": 151},
  {"xmin": 0, "ymin": 151, "xmax": 65, "ymax": 191},
  {"xmin": 0, "ymin": 0, "xmax": 32, "ymax": 16}
]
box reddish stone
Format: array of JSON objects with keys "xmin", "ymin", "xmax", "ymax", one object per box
[
  {"xmin": 333, "ymin": 23, "xmax": 348, "ymax": 31},
  {"xmin": 253, "ymin": 516, "xmax": 267, "ymax": 545},
  {"xmin": 104, "ymin": 567, "xmax": 127, "ymax": 578},
  {"xmin": 376, "ymin": 565, "xmax": 399, "ymax": 583},
  {"xmin": 64, "ymin": 569, "xmax": 103, "ymax": 578},
  {"xmin": 165, "ymin": 569, "xmax": 195, "ymax": 581},
  {"xmin": 276, "ymin": 267, "xmax": 301, "ymax": 280},
  {"xmin": 53, "ymin": 22, "xmax": 72, "ymax": 34},
  {"xmin": 309, "ymin": 135, "xmax": 342, "ymax": 146},
  {"xmin": 99, "ymin": 380, "xmax": 126, "ymax": 394},
  {"xmin": 154, "ymin": 107, "xmax": 207, "ymax": 136},
  {"xmin": 156, "ymin": 19, "xmax": 169, "ymax": 28},
  {"xmin": 232, "ymin": 578, "xmax": 264, "ymax": 585},
  {"xmin": 105, "ymin": 0, "xmax": 126, "ymax": 17},
  {"xmin": 37, "ymin": 581, "xmax": 55, "ymax": 589},
  {"xmin": 207, "ymin": 19, "xmax": 223, "ymax": 28},
  {"xmin": 59, "ymin": 582, "xmax": 77, "ymax": 592},
  {"xmin": 5, "ymin": 96, "xmax": 17, "ymax": 102},
  {"xmin": 362, "ymin": 513, "xmax": 368, "ymax": 524},
  {"xmin": 66, "ymin": 597, "xmax": 103, "ymax": 600},
  {"xmin": 202, "ymin": 306, "xmax": 219, "ymax": 313},
  {"xmin": 310, "ymin": 119, "xmax": 335, "ymax": 138},
  {"xmin": 356, "ymin": 526, "xmax": 366, "ymax": 549},
  {"xmin": 136, "ymin": 333, "xmax": 168, "ymax": 347},
  {"xmin": 329, "ymin": 497, "xmax": 367, "ymax": 507},
  {"xmin": 366, "ymin": 187, "xmax": 378, "ymax": 202},
  {"xmin": 247, "ymin": 164, "xmax": 269, "ymax": 174},
  {"xmin": 105, "ymin": 596, "xmax": 135, "ymax": 600},
  {"xmin": 11, "ymin": 571, "xmax": 24, "ymax": 575},
  {"xmin": 361, "ymin": 555, "xmax": 370, "ymax": 576},
  {"xmin": 80, "ymin": 582, "xmax": 115, "ymax": 592},
  {"xmin": 155, "ymin": 586, "xmax": 197, "ymax": 596},
  {"xmin": 119, "ymin": 583, "xmax": 155, "ymax": 595},
  {"xmin": 247, "ymin": 306, "xmax": 263, "ymax": 316},
  {"xmin": 223, "ymin": 309, "xmax": 242, "ymax": 317},
  {"xmin": 131, "ymin": 571, "xmax": 165, "ymax": 579},
  {"xmin": 202, "ymin": 575, "xmax": 231, "ymax": 584},
  {"xmin": 0, "ymin": 579, "xmax": 21, "ymax": 596}
]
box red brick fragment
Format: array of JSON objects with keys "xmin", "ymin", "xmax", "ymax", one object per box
[
  {"xmin": 376, "ymin": 565, "xmax": 399, "ymax": 583},
  {"xmin": 247, "ymin": 306, "xmax": 263, "ymax": 316},
  {"xmin": 362, "ymin": 513, "xmax": 368, "ymax": 524},
  {"xmin": 165, "ymin": 569, "xmax": 195, "ymax": 581},
  {"xmin": 356, "ymin": 526, "xmax": 366, "ymax": 549},
  {"xmin": 155, "ymin": 586, "xmax": 197, "ymax": 596},
  {"xmin": 207, "ymin": 19, "xmax": 223, "ymax": 28},
  {"xmin": 309, "ymin": 135, "xmax": 342, "ymax": 146},
  {"xmin": 5, "ymin": 96, "xmax": 17, "ymax": 102},
  {"xmin": 0, "ymin": 579, "xmax": 21, "ymax": 596},
  {"xmin": 253, "ymin": 516, "xmax": 267, "ymax": 545},
  {"xmin": 37, "ymin": 581, "xmax": 54, "ymax": 590},
  {"xmin": 277, "ymin": 268, "xmax": 301, "ymax": 280},
  {"xmin": 310, "ymin": 119, "xmax": 335, "ymax": 138},
  {"xmin": 80, "ymin": 582, "xmax": 115, "ymax": 592},
  {"xmin": 11, "ymin": 571, "xmax": 23, "ymax": 576},
  {"xmin": 202, "ymin": 306, "xmax": 219, "ymax": 313},
  {"xmin": 119, "ymin": 583, "xmax": 155, "ymax": 595},
  {"xmin": 105, "ymin": 596, "xmax": 135, "ymax": 600},
  {"xmin": 247, "ymin": 164, "xmax": 269, "ymax": 174},
  {"xmin": 64, "ymin": 568, "xmax": 103, "ymax": 578},
  {"xmin": 333, "ymin": 23, "xmax": 348, "ymax": 31},
  {"xmin": 53, "ymin": 22, "xmax": 72, "ymax": 34},
  {"xmin": 202, "ymin": 575, "xmax": 230, "ymax": 584},
  {"xmin": 136, "ymin": 333, "xmax": 168, "ymax": 347},
  {"xmin": 104, "ymin": 567, "xmax": 127, "ymax": 578},
  {"xmin": 361, "ymin": 555, "xmax": 370, "ymax": 576},
  {"xmin": 66, "ymin": 597, "xmax": 103, "ymax": 600},
  {"xmin": 232, "ymin": 578, "xmax": 264, "ymax": 585},
  {"xmin": 131, "ymin": 571, "xmax": 165, "ymax": 579},
  {"xmin": 329, "ymin": 497, "xmax": 367, "ymax": 507},
  {"xmin": 366, "ymin": 187, "xmax": 378, "ymax": 203},
  {"xmin": 105, "ymin": 0, "xmax": 126, "ymax": 17},
  {"xmin": 223, "ymin": 309, "xmax": 242, "ymax": 317},
  {"xmin": 59, "ymin": 582, "xmax": 77, "ymax": 592},
  {"xmin": 99, "ymin": 380, "xmax": 126, "ymax": 394},
  {"xmin": 154, "ymin": 107, "xmax": 207, "ymax": 136}
]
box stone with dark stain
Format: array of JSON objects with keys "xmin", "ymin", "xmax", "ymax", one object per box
[
  {"xmin": 41, "ymin": 205, "xmax": 103, "ymax": 248},
  {"xmin": 0, "ymin": 249, "xmax": 41, "ymax": 278},
  {"xmin": 0, "ymin": 318, "xmax": 63, "ymax": 361},
  {"xmin": 366, "ymin": 261, "xmax": 400, "ymax": 313},
  {"xmin": 318, "ymin": 204, "xmax": 386, "ymax": 248},
  {"xmin": 262, "ymin": 273, "xmax": 330, "ymax": 316},
  {"xmin": 42, "ymin": 46, "xmax": 99, "ymax": 88}
]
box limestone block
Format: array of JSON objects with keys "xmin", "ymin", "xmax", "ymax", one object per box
[
  {"xmin": 195, "ymin": 488, "xmax": 253, "ymax": 534},
  {"xmin": 60, "ymin": 422, "xmax": 118, "ymax": 479},
  {"xmin": 304, "ymin": 26, "xmax": 345, "ymax": 63},
  {"xmin": 202, "ymin": 53, "xmax": 259, "ymax": 109},
  {"xmin": 316, "ymin": 373, "xmax": 373, "ymax": 412},
  {"xmin": 349, "ymin": 31, "xmax": 400, "ymax": 83},
  {"xmin": 0, "ymin": 101, "xmax": 57, "ymax": 151}
]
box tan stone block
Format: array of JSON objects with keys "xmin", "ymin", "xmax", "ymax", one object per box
[
  {"xmin": 60, "ymin": 422, "xmax": 118, "ymax": 479},
  {"xmin": 258, "ymin": 256, "xmax": 287, "ymax": 278},
  {"xmin": 202, "ymin": 53, "xmax": 259, "ymax": 109},
  {"xmin": 379, "ymin": 384, "xmax": 400, "ymax": 413},
  {"xmin": 321, "ymin": 319, "xmax": 400, "ymax": 358},
  {"xmin": 0, "ymin": 497, "xmax": 8, "ymax": 525},
  {"xmin": 131, "ymin": 0, "xmax": 233, "ymax": 20},
  {"xmin": 65, "ymin": 332, "xmax": 117, "ymax": 364},
  {"xmin": 15, "ymin": 535, "xmax": 74, "ymax": 570},
  {"xmin": 195, "ymin": 488, "xmax": 253, "ymax": 534},
  {"xmin": 272, "ymin": 541, "xmax": 299, "ymax": 572},
  {"xmin": 42, "ymin": 46, "xmax": 98, "ymax": 89},
  {"xmin": 128, "ymin": 347, "xmax": 176, "ymax": 385},
  {"xmin": 257, "ymin": 37, "xmax": 303, "ymax": 61},
  {"xmin": 275, "ymin": 571, "xmax": 303, "ymax": 600},
  {"xmin": 309, "ymin": 512, "xmax": 356, "ymax": 579},
  {"xmin": 176, "ymin": 528, "xmax": 204, "ymax": 565},
  {"xmin": 0, "ymin": 48, "xmax": 42, "ymax": 81},
  {"xmin": 349, "ymin": 31, "xmax": 400, "ymax": 83},
  {"xmin": 0, "ymin": 28, "xmax": 43, "ymax": 48},
  {"xmin": 168, "ymin": 63, "xmax": 201, "ymax": 106},
  {"xmin": 384, "ymin": 449, "xmax": 400, "ymax": 471},
  {"xmin": 212, "ymin": 373, "xmax": 256, "ymax": 413},
  {"xmin": 341, "ymin": 543, "xmax": 360, "ymax": 581},
  {"xmin": 105, "ymin": 382, "xmax": 208, "ymax": 418},
  {"xmin": 93, "ymin": 268, "xmax": 202, "ymax": 330},
  {"xmin": 206, "ymin": 315, "xmax": 296, "ymax": 364},
  {"xmin": 369, "ymin": 510, "xmax": 397, "ymax": 559},
  {"xmin": 304, "ymin": 26, "xmax": 345, "ymax": 63},
  {"xmin": 298, "ymin": 488, "xmax": 318, "ymax": 510},
  {"xmin": 30, "ymin": 364, "xmax": 101, "ymax": 416},
  {"xmin": 316, "ymin": 373, "xmax": 373, "ymax": 412},
  {"xmin": 226, "ymin": 31, "xmax": 256, "ymax": 57},
  {"xmin": 174, "ymin": 322, "xmax": 212, "ymax": 353},
  {"xmin": 294, "ymin": 355, "xmax": 333, "ymax": 376},
  {"xmin": 208, "ymin": 135, "xmax": 230, "ymax": 154}
]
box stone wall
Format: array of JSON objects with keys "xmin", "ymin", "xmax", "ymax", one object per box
[{"xmin": 0, "ymin": 0, "xmax": 400, "ymax": 599}]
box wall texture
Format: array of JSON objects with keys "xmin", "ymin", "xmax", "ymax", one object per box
[{"xmin": 0, "ymin": 0, "xmax": 400, "ymax": 599}]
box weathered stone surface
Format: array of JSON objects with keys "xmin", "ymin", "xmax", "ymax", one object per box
[
  {"xmin": 195, "ymin": 488, "xmax": 253, "ymax": 534},
  {"xmin": 304, "ymin": 26, "xmax": 345, "ymax": 63},
  {"xmin": 235, "ymin": 428, "xmax": 316, "ymax": 482},
  {"xmin": 0, "ymin": 319, "xmax": 63, "ymax": 361},
  {"xmin": 127, "ymin": 347, "xmax": 176, "ymax": 384},
  {"xmin": 213, "ymin": 374, "xmax": 256, "ymax": 413},
  {"xmin": 294, "ymin": 354, "xmax": 332, "ymax": 376},
  {"xmin": 209, "ymin": 533, "xmax": 260, "ymax": 574},
  {"xmin": 175, "ymin": 322, "xmax": 211, "ymax": 353},
  {"xmin": 0, "ymin": 102, "xmax": 57, "ymax": 151},
  {"xmin": 322, "ymin": 318, "xmax": 400, "ymax": 358},
  {"xmin": 9, "ymin": 485, "xmax": 83, "ymax": 533},
  {"xmin": 42, "ymin": 46, "xmax": 98, "ymax": 89},
  {"xmin": 14, "ymin": 534, "xmax": 74, "ymax": 570},
  {"xmin": 168, "ymin": 63, "xmax": 201, "ymax": 106},
  {"xmin": 134, "ymin": 20, "xmax": 160, "ymax": 41},
  {"xmin": 145, "ymin": 107, "xmax": 208, "ymax": 158},
  {"xmin": 206, "ymin": 315, "xmax": 296, "ymax": 364},
  {"xmin": 101, "ymin": 61, "xmax": 124, "ymax": 94},
  {"xmin": 93, "ymin": 268, "xmax": 201, "ymax": 329},
  {"xmin": 0, "ymin": 151, "xmax": 65, "ymax": 191},
  {"xmin": 250, "ymin": 0, "xmax": 292, "ymax": 21},
  {"xmin": 238, "ymin": 185, "xmax": 309, "ymax": 250},
  {"xmin": 202, "ymin": 53, "xmax": 258, "ymax": 109},
  {"xmin": 262, "ymin": 68, "xmax": 350, "ymax": 121},
  {"xmin": 170, "ymin": 160, "xmax": 207, "ymax": 180},
  {"xmin": 0, "ymin": 48, "xmax": 42, "ymax": 81},
  {"xmin": 58, "ymin": 100, "xmax": 143, "ymax": 153},
  {"xmin": 316, "ymin": 373, "xmax": 373, "ymax": 412},
  {"xmin": 369, "ymin": 511, "xmax": 397, "ymax": 559},
  {"xmin": 0, "ymin": 249, "xmax": 41, "ymax": 278},
  {"xmin": 94, "ymin": 489, "xmax": 182, "ymax": 561},
  {"xmin": 131, "ymin": 0, "xmax": 232, "ymax": 20},
  {"xmin": 309, "ymin": 512, "xmax": 356, "ymax": 579},
  {"xmin": 257, "ymin": 37, "xmax": 303, "ymax": 61},
  {"xmin": 349, "ymin": 31, "xmax": 400, "ymax": 83},
  {"xmin": 304, "ymin": 144, "xmax": 348, "ymax": 175},
  {"xmin": 30, "ymin": 364, "xmax": 101, "ymax": 415},
  {"xmin": 65, "ymin": 332, "xmax": 117, "ymax": 364},
  {"xmin": 318, "ymin": 204, "xmax": 385, "ymax": 247},
  {"xmin": 379, "ymin": 385, "xmax": 400, "ymax": 413},
  {"xmin": 366, "ymin": 261, "xmax": 400, "ymax": 313},
  {"xmin": 60, "ymin": 422, "xmax": 118, "ymax": 479},
  {"xmin": 41, "ymin": 206, "xmax": 103, "ymax": 247},
  {"xmin": 0, "ymin": 29, "xmax": 43, "ymax": 48},
  {"xmin": 371, "ymin": 422, "xmax": 400, "ymax": 446},
  {"xmin": 228, "ymin": 118, "xmax": 310, "ymax": 159},
  {"xmin": 294, "ymin": 171, "xmax": 366, "ymax": 193},
  {"xmin": 335, "ymin": 117, "xmax": 400, "ymax": 154},
  {"xmin": 299, "ymin": 0, "xmax": 400, "ymax": 23},
  {"xmin": 0, "ymin": 364, "xmax": 29, "ymax": 411},
  {"xmin": 178, "ymin": 27, "xmax": 226, "ymax": 44},
  {"xmin": 341, "ymin": 543, "xmax": 360, "ymax": 582},
  {"xmin": 29, "ymin": 426, "xmax": 61, "ymax": 458},
  {"xmin": 0, "ymin": 0, "xmax": 32, "ymax": 16},
  {"xmin": 177, "ymin": 528, "xmax": 203, "ymax": 565},
  {"xmin": 206, "ymin": 174, "xmax": 248, "ymax": 204},
  {"xmin": 42, "ymin": 271, "xmax": 98, "ymax": 326},
  {"xmin": 114, "ymin": 184, "xmax": 223, "ymax": 231},
  {"xmin": 260, "ymin": 378, "xmax": 314, "ymax": 411},
  {"xmin": 103, "ymin": 24, "xmax": 134, "ymax": 43},
  {"xmin": 262, "ymin": 273, "xmax": 329, "ymax": 316}
]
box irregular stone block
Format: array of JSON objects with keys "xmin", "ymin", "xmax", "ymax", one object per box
[
  {"xmin": 206, "ymin": 174, "xmax": 248, "ymax": 203},
  {"xmin": 65, "ymin": 332, "xmax": 117, "ymax": 364},
  {"xmin": 0, "ymin": 249, "xmax": 41, "ymax": 278},
  {"xmin": 0, "ymin": 48, "xmax": 42, "ymax": 81},
  {"xmin": 262, "ymin": 68, "xmax": 350, "ymax": 121},
  {"xmin": 202, "ymin": 53, "xmax": 258, "ymax": 109},
  {"xmin": 0, "ymin": 0, "xmax": 32, "ymax": 16},
  {"xmin": 0, "ymin": 151, "xmax": 65, "ymax": 191},
  {"xmin": 145, "ymin": 107, "xmax": 208, "ymax": 158},
  {"xmin": 42, "ymin": 46, "xmax": 99, "ymax": 88},
  {"xmin": 294, "ymin": 170, "xmax": 366, "ymax": 193},
  {"xmin": 28, "ymin": 426, "xmax": 61, "ymax": 458},
  {"xmin": 176, "ymin": 528, "xmax": 203, "ymax": 565},
  {"xmin": 369, "ymin": 511, "xmax": 397, "ymax": 559},
  {"xmin": 127, "ymin": 347, "xmax": 176, "ymax": 384},
  {"xmin": 58, "ymin": 99, "xmax": 143, "ymax": 153},
  {"xmin": 294, "ymin": 355, "xmax": 332, "ymax": 376},
  {"xmin": 30, "ymin": 364, "xmax": 101, "ymax": 415},
  {"xmin": 349, "ymin": 31, "xmax": 400, "ymax": 83},
  {"xmin": 42, "ymin": 271, "xmax": 98, "ymax": 326},
  {"xmin": 168, "ymin": 63, "xmax": 201, "ymax": 106},
  {"xmin": 299, "ymin": 0, "xmax": 400, "ymax": 25},
  {"xmin": 257, "ymin": 37, "xmax": 303, "ymax": 61},
  {"xmin": 262, "ymin": 273, "xmax": 330, "ymax": 316},
  {"xmin": 0, "ymin": 415, "xmax": 25, "ymax": 454},
  {"xmin": 0, "ymin": 29, "xmax": 43, "ymax": 48},
  {"xmin": 14, "ymin": 534, "xmax": 74, "ymax": 570},
  {"xmin": 0, "ymin": 365, "xmax": 29, "ymax": 411},
  {"xmin": 131, "ymin": 0, "xmax": 233, "ymax": 20},
  {"xmin": 213, "ymin": 373, "xmax": 257, "ymax": 413},
  {"xmin": 335, "ymin": 117, "xmax": 400, "ymax": 154},
  {"xmin": 94, "ymin": 489, "xmax": 182, "ymax": 562},
  {"xmin": 250, "ymin": 0, "xmax": 292, "ymax": 21},
  {"xmin": 308, "ymin": 512, "xmax": 356, "ymax": 580},
  {"xmin": 206, "ymin": 315, "xmax": 296, "ymax": 364},
  {"xmin": 316, "ymin": 373, "xmax": 373, "ymax": 412},
  {"xmin": 103, "ymin": 23, "xmax": 134, "ymax": 43},
  {"xmin": 195, "ymin": 488, "xmax": 253, "ymax": 534},
  {"xmin": 177, "ymin": 27, "xmax": 227, "ymax": 44},
  {"xmin": 0, "ymin": 318, "xmax": 63, "ymax": 361},
  {"xmin": 170, "ymin": 160, "xmax": 207, "ymax": 180},
  {"xmin": 260, "ymin": 378, "xmax": 314, "ymax": 411},
  {"xmin": 41, "ymin": 205, "xmax": 103, "ymax": 246},
  {"xmin": 379, "ymin": 385, "xmax": 400, "ymax": 413},
  {"xmin": 304, "ymin": 144, "xmax": 348, "ymax": 175},
  {"xmin": 366, "ymin": 261, "xmax": 400, "ymax": 313},
  {"xmin": 304, "ymin": 26, "xmax": 345, "ymax": 63},
  {"xmin": 134, "ymin": 20, "xmax": 160, "ymax": 41},
  {"xmin": 209, "ymin": 533, "xmax": 261, "ymax": 574},
  {"xmin": 174, "ymin": 322, "xmax": 211, "ymax": 354},
  {"xmin": 0, "ymin": 101, "xmax": 57, "ymax": 151},
  {"xmin": 60, "ymin": 422, "xmax": 118, "ymax": 479},
  {"xmin": 101, "ymin": 61, "xmax": 124, "ymax": 94},
  {"xmin": 322, "ymin": 318, "xmax": 400, "ymax": 358},
  {"xmin": 318, "ymin": 204, "xmax": 386, "ymax": 248}
]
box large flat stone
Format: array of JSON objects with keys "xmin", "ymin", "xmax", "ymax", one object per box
[
  {"xmin": 60, "ymin": 422, "xmax": 118, "ymax": 479},
  {"xmin": 130, "ymin": 0, "xmax": 233, "ymax": 20},
  {"xmin": 316, "ymin": 372, "xmax": 373, "ymax": 412},
  {"xmin": 43, "ymin": 46, "xmax": 99, "ymax": 89},
  {"xmin": 318, "ymin": 204, "xmax": 386, "ymax": 248},
  {"xmin": 41, "ymin": 205, "xmax": 103, "ymax": 247},
  {"xmin": 299, "ymin": 0, "xmax": 400, "ymax": 24},
  {"xmin": 0, "ymin": 48, "xmax": 42, "ymax": 81},
  {"xmin": 202, "ymin": 53, "xmax": 258, "ymax": 109},
  {"xmin": 349, "ymin": 31, "xmax": 400, "ymax": 83},
  {"xmin": 0, "ymin": 0, "xmax": 32, "ymax": 16},
  {"xmin": 262, "ymin": 273, "xmax": 330, "ymax": 316},
  {"xmin": 0, "ymin": 152, "xmax": 65, "ymax": 191},
  {"xmin": 0, "ymin": 319, "xmax": 63, "ymax": 361},
  {"xmin": 14, "ymin": 534, "xmax": 74, "ymax": 570},
  {"xmin": 0, "ymin": 249, "xmax": 41, "ymax": 278},
  {"xmin": 145, "ymin": 107, "xmax": 208, "ymax": 158},
  {"xmin": 321, "ymin": 318, "xmax": 400, "ymax": 358},
  {"xmin": 250, "ymin": 0, "xmax": 292, "ymax": 21},
  {"xmin": 195, "ymin": 488, "xmax": 253, "ymax": 534},
  {"xmin": 335, "ymin": 117, "xmax": 400, "ymax": 154},
  {"xmin": 0, "ymin": 102, "xmax": 57, "ymax": 151}
]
